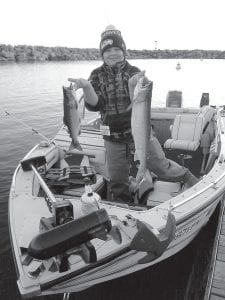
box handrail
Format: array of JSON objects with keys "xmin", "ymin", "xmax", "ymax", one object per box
[{"xmin": 172, "ymin": 169, "xmax": 225, "ymax": 210}]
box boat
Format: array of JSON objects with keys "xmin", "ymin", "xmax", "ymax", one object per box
[
  {"xmin": 9, "ymin": 96, "xmax": 225, "ymax": 299},
  {"xmin": 176, "ymin": 62, "xmax": 181, "ymax": 70}
]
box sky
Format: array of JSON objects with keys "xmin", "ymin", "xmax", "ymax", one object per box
[{"xmin": 0, "ymin": 0, "xmax": 225, "ymax": 50}]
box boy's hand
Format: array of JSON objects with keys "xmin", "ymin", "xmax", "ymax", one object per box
[{"xmin": 68, "ymin": 78, "xmax": 90, "ymax": 89}]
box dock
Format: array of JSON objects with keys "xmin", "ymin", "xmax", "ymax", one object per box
[{"xmin": 204, "ymin": 196, "xmax": 225, "ymax": 300}]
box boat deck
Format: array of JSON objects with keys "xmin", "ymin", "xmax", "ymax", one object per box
[{"xmin": 204, "ymin": 196, "xmax": 225, "ymax": 300}]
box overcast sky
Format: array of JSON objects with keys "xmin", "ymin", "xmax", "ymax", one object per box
[{"xmin": 1, "ymin": 0, "xmax": 224, "ymax": 50}]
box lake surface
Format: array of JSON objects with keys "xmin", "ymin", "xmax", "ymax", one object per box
[{"xmin": 0, "ymin": 59, "xmax": 223, "ymax": 299}]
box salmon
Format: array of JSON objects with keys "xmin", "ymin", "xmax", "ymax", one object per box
[
  {"xmin": 63, "ymin": 84, "xmax": 82, "ymax": 151},
  {"xmin": 131, "ymin": 76, "xmax": 153, "ymax": 184}
]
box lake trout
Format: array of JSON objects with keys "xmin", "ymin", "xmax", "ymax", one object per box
[
  {"xmin": 63, "ymin": 84, "xmax": 82, "ymax": 151},
  {"xmin": 131, "ymin": 77, "xmax": 198, "ymax": 190},
  {"xmin": 131, "ymin": 76, "xmax": 153, "ymax": 185}
]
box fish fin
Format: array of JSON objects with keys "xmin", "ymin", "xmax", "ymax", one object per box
[
  {"xmin": 144, "ymin": 169, "xmax": 153, "ymax": 183},
  {"xmin": 136, "ymin": 167, "xmax": 151, "ymax": 185},
  {"xmin": 126, "ymin": 102, "xmax": 133, "ymax": 111}
]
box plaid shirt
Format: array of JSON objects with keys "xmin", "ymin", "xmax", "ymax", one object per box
[{"xmin": 86, "ymin": 60, "xmax": 140, "ymax": 132}]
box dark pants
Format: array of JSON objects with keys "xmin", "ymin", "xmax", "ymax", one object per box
[
  {"xmin": 104, "ymin": 136, "xmax": 197, "ymax": 202},
  {"xmin": 104, "ymin": 139, "xmax": 134, "ymax": 202}
]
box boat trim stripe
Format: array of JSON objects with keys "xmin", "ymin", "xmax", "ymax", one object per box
[
  {"xmin": 41, "ymin": 197, "xmax": 220, "ymax": 291},
  {"xmin": 41, "ymin": 246, "xmax": 131, "ymax": 291}
]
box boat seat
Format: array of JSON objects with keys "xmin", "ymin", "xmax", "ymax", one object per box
[
  {"xmin": 164, "ymin": 106, "xmax": 216, "ymax": 152},
  {"xmin": 164, "ymin": 114, "xmax": 204, "ymax": 151}
]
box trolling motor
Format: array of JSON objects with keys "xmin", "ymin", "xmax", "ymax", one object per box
[
  {"xmin": 20, "ymin": 152, "xmax": 111, "ymax": 270},
  {"xmin": 21, "ymin": 151, "xmax": 75, "ymax": 227},
  {"xmin": 28, "ymin": 208, "xmax": 112, "ymax": 260},
  {"xmin": 28, "ymin": 179, "xmax": 121, "ymax": 271}
]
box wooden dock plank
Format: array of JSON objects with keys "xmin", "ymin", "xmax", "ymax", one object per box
[
  {"xmin": 211, "ymin": 287, "xmax": 225, "ymax": 298},
  {"xmin": 218, "ymin": 247, "xmax": 225, "ymax": 253},
  {"xmin": 219, "ymin": 234, "xmax": 225, "ymax": 244},
  {"xmin": 212, "ymin": 278, "xmax": 225, "ymax": 289},
  {"xmin": 213, "ymin": 261, "xmax": 225, "ymax": 279},
  {"xmin": 217, "ymin": 253, "xmax": 225, "ymax": 262},
  {"xmin": 210, "ymin": 294, "xmax": 225, "ymax": 300},
  {"xmin": 204, "ymin": 197, "xmax": 225, "ymax": 300},
  {"xmin": 218, "ymin": 249, "xmax": 225, "ymax": 256}
]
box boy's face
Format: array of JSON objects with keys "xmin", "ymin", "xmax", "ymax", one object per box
[{"xmin": 103, "ymin": 47, "xmax": 124, "ymax": 66}]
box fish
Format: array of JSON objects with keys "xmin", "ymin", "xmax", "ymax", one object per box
[
  {"xmin": 63, "ymin": 84, "xmax": 82, "ymax": 151},
  {"xmin": 131, "ymin": 76, "xmax": 153, "ymax": 185}
]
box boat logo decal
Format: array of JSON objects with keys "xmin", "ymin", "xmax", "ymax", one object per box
[{"xmin": 174, "ymin": 219, "xmax": 200, "ymax": 240}]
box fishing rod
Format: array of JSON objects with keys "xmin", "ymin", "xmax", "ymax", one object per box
[
  {"xmin": 5, "ymin": 110, "xmax": 95, "ymax": 158},
  {"xmin": 5, "ymin": 110, "xmax": 52, "ymax": 143}
]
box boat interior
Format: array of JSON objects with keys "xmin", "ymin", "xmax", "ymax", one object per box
[
  {"xmin": 46, "ymin": 91, "xmax": 219, "ymax": 210},
  {"xmin": 13, "ymin": 91, "xmax": 222, "ymax": 293}
]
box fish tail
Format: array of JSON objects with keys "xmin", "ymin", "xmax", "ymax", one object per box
[{"xmin": 69, "ymin": 141, "xmax": 83, "ymax": 152}]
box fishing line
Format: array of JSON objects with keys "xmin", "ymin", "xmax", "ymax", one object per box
[{"xmin": 4, "ymin": 110, "xmax": 52, "ymax": 143}]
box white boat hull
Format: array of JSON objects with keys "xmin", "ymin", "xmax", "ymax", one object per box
[
  {"xmin": 31, "ymin": 195, "xmax": 222, "ymax": 296},
  {"xmin": 9, "ymin": 106, "xmax": 225, "ymax": 298}
]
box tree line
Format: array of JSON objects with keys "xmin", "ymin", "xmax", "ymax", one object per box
[{"xmin": 1, "ymin": 44, "xmax": 225, "ymax": 62}]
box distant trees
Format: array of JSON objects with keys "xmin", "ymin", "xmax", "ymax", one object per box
[
  {"xmin": 1, "ymin": 44, "xmax": 225, "ymax": 62},
  {"xmin": 0, "ymin": 45, "xmax": 101, "ymax": 62}
]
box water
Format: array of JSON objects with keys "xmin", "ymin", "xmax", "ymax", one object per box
[{"xmin": 0, "ymin": 59, "xmax": 223, "ymax": 299}]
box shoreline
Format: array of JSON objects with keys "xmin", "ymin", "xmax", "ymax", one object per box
[{"xmin": 1, "ymin": 44, "xmax": 225, "ymax": 62}]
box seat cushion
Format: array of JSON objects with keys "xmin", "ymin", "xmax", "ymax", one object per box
[
  {"xmin": 164, "ymin": 139, "xmax": 200, "ymax": 151},
  {"xmin": 164, "ymin": 114, "xmax": 204, "ymax": 151}
]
